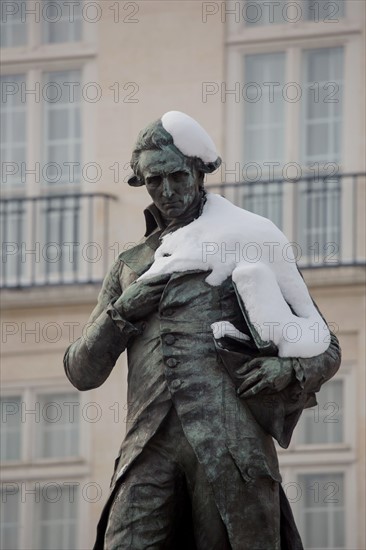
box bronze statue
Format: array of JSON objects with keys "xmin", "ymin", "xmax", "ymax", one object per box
[{"xmin": 64, "ymin": 112, "xmax": 341, "ymax": 549}]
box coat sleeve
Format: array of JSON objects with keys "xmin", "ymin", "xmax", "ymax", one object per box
[
  {"xmin": 63, "ymin": 258, "xmax": 141, "ymax": 391},
  {"xmin": 292, "ymin": 323, "xmax": 342, "ymax": 395}
]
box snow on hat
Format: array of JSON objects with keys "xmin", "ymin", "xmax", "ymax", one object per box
[{"xmin": 128, "ymin": 111, "xmax": 221, "ymax": 186}]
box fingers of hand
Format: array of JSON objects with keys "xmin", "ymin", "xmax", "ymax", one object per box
[
  {"xmin": 237, "ymin": 370, "xmax": 263, "ymax": 396},
  {"xmin": 236, "ymin": 359, "xmax": 262, "ymax": 377},
  {"xmin": 240, "ymin": 379, "xmax": 269, "ymax": 398}
]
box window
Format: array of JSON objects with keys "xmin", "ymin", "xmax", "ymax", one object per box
[
  {"xmin": 297, "ymin": 46, "xmax": 343, "ymax": 260},
  {"xmin": 0, "ymin": 0, "xmax": 27, "ymax": 48},
  {"xmin": 245, "ymin": 0, "xmax": 288, "ymax": 26},
  {"xmin": 304, "ymin": 0, "xmax": 346, "ymax": 22},
  {"xmin": 244, "ymin": 52, "xmax": 286, "ymax": 167},
  {"xmin": 42, "ymin": 0, "xmax": 83, "ymax": 44},
  {"xmin": 296, "ymin": 176, "xmax": 341, "ymax": 263},
  {"xmin": 0, "ymin": 74, "xmax": 27, "ymax": 187},
  {"xmin": 0, "ymin": 396, "xmax": 22, "ymax": 461},
  {"xmin": 41, "ymin": 196, "xmax": 81, "ymax": 279},
  {"xmin": 0, "ymin": 68, "xmax": 83, "ymax": 286},
  {"xmin": 36, "ymin": 392, "xmax": 80, "ymax": 459},
  {"xmin": 42, "ymin": 70, "xmax": 82, "ymax": 186},
  {"xmin": 244, "ymin": 0, "xmax": 346, "ymax": 26},
  {"xmin": 33, "ymin": 484, "xmax": 79, "ymax": 550},
  {"xmin": 0, "ymin": 200, "xmax": 26, "ymax": 284},
  {"xmin": 241, "ymin": 180, "xmax": 283, "ymax": 228},
  {"xmin": 0, "ymin": 0, "xmax": 84, "ymax": 48},
  {"xmin": 1, "ymin": 388, "xmax": 85, "ymax": 549},
  {"xmin": 242, "ymin": 52, "xmax": 285, "ymax": 226},
  {"xmin": 1, "ymin": 483, "xmax": 80, "ymax": 550},
  {"xmin": 301, "ymin": 47, "xmax": 344, "ymax": 166},
  {"xmin": 297, "ymin": 472, "xmax": 345, "ymax": 548},
  {"xmin": 0, "ymin": 390, "xmax": 81, "ymax": 462},
  {"xmin": 296, "ymin": 379, "xmax": 343, "ymax": 445},
  {"xmin": 0, "ymin": 486, "xmax": 20, "ymax": 550}
]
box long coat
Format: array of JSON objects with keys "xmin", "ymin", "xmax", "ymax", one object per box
[{"xmin": 64, "ymin": 213, "xmax": 341, "ymax": 550}]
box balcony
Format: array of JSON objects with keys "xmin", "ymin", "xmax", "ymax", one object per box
[
  {"xmin": 1, "ymin": 193, "xmax": 116, "ymax": 289},
  {"xmin": 1, "ymin": 174, "xmax": 365, "ymax": 290},
  {"xmin": 207, "ymin": 172, "xmax": 366, "ymax": 270}
]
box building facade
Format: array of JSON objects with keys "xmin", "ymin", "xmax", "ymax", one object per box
[{"xmin": 1, "ymin": 1, "xmax": 365, "ymax": 548}]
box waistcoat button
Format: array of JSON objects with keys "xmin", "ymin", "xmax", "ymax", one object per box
[
  {"xmin": 166, "ymin": 358, "xmax": 178, "ymax": 368},
  {"xmin": 164, "ymin": 309, "xmax": 174, "ymax": 317},
  {"xmin": 170, "ymin": 379, "xmax": 181, "ymax": 389},
  {"xmin": 164, "ymin": 334, "xmax": 175, "ymax": 345}
]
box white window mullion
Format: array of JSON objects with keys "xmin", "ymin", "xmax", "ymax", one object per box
[
  {"xmin": 282, "ymin": 46, "xmax": 301, "ymax": 242},
  {"xmin": 21, "ymin": 69, "xmax": 41, "ymax": 287}
]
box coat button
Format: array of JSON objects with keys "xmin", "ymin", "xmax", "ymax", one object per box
[
  {"xmin": 164, "ymin": 308, "xmax": 174, "ymax": 317},
  {"xmin": 166, "ymin": 358, "xmax": 178, "ymax": 368},
  {"xmin": 164, "ymin": 334, "xmax": 175, "ymax": 345},
  {"xmin": 170, "ymin": 379, "xmax": 181, "ymax": 389}
]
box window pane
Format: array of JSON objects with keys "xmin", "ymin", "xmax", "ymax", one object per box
[
  {"xmin": 42, "ymin": 0, "xmax": 82, "ymax": 43},
  {"xmin": 298, "ymin": 473, "xmax": 345, "ymax": 548},
  {"xmin": 241, "ymin": 181, "xmax": 283, "ymax": 229},
  {"xmin": 297, "ymin": 379, "xmax": 343, "ymax": 444},
  {"xmin": 301, "ymin": 47, "xmax": 344, "ymax": 165},
  {"xmin": 244, "ymin": 52, "xmax": 286, "ymax": 167},
  {"xmin": 245, "ymin": 0, "xmax": 289, "ymax": 26},
  {"xmin": 0, "ymin": 1, "xmax": 27, "ymax": 48},
  {"xmin": 296, "ymin": 176, "xmax": 341, "ymax": 264},
  {"xmin": 0, "ymin": 200, "xmax": 27, "ymax": 285},
  {"xmin": 242, "ymin": 52, "xmax": 285, "ymax": 227},
  {"xmin": 33, "ymin": 484, "xmax": 79, "ymax": 550},
  {"xmin": 0, "ymin": 487, "xmax": 20, "ymax": 549},
  {"xmin": 42, "ymin": 70, "xmax": 82, "ymax": 185},
  {"xmin": 0, "ymin": 396, "xmax": 22, "ymax": 461},
  {"xmin": 36, "ymin": 392, "xmax": 80, "ymax": 458},
  {"xmin": 304, "ymin": 0, "xmax": 345, "ymax": 22},
  {"xmin": 0, "ymin": 74, "xmax": 27, "ymax": 187},
  {"xmin": 40, "ymin": 196, "xmax": 81, "ymax": 278}
]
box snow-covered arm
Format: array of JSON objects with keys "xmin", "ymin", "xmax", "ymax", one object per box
[{"xmin": 63, "ymin": 258, "xmax": 141, "ymax": 391}]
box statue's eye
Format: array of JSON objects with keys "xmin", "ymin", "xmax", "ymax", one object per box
[
  {"xmin": 146, "ymin": 176, "xmax": 161, "ymax": 186},
  {"xmin": 172, "ymin": 171, "xmax": 187, "ymax": 183}
]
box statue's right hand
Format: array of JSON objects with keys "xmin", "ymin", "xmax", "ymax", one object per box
[{"xmin": 113, "ymin": 274, "xmax": 171, "ymax": 322}]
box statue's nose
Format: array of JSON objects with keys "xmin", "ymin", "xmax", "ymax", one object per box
[{"xmin": 162, "ymin": 177, "xmax": 174, "ymax": 198}]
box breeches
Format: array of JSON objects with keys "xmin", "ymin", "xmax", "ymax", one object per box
[{"xmin": 104, "ymin": 405, "xmax": 280, "ymax": 550}]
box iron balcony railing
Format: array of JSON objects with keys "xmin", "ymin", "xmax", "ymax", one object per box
[
  {"xmin": 1, "ymin": 193, "xmax": 116, "ymax": 289},
  {"xmin": 1, "ymin": 174, "xmax": 365, "ymax": 289},
  {"xmin": 207, "ymin": 172, "xmax": 366, "ymax": 270}
]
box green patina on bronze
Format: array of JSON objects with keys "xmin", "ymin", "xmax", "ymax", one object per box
[{"xmin": 64, "ymin": 126, "xmax": 341, "ymax": 550}]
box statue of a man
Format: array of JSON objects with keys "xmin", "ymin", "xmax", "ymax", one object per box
[{"xmin": 64, "ymin": 112, "xmax": 341, "ymax": 550}]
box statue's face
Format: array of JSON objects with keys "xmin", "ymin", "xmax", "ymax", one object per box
[{"xmin": 138, "ymin": 148, "xmax": 201, "ymax": 219}]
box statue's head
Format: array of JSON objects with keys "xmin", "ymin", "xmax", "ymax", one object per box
[{"xmin": 128, "ymin": 111, "xmax": 221, "ymax": 219}]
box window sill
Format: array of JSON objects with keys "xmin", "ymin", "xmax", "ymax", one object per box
[
  {"xmin": 1, "ymin": 458, "xmax": 91, "ymax": 481},
  {"xmin": 227, "ymin": 20, "xmax": 362, "ymax": 46},
  {"xmin": 1, "ymin": 42, "xmax": 97, "ymax": 66}
]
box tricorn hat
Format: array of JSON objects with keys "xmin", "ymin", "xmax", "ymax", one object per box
[{"xmin": 128, "ymin": 111, "xmax": 222, "ymax": 186}]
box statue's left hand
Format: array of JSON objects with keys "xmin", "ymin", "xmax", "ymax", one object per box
[{"xmin": 236, "ymin": 357, "xmax": 295, "ymax": 398}]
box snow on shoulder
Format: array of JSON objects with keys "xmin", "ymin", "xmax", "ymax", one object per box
[{"xmin": 139, "ymin": 193, "xmax": 330, "ymax": 358}]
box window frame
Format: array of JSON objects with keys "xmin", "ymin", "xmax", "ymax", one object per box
[
  {"xmin": 1, "ymin": 381, "xmax": 91, "ymax": 549},
  {"xmin": 280, "ymin": 465, "xmax": 358, "ymax": 549},
  {"xmin": 225, "ymin": 15, "xmax": 363, "ymax": 263},
  {"xmin": 0, "ymin": 382, "xmax": 89, "ymax": 465}
]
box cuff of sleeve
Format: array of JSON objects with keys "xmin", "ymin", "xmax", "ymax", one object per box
[
  {"xmin": 106, "ymin": 301, "xmax": 142, "ymax": 337},
  {"xmin": 292, "ymin": 358, "xmax": 306, "ymax": 390}
]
